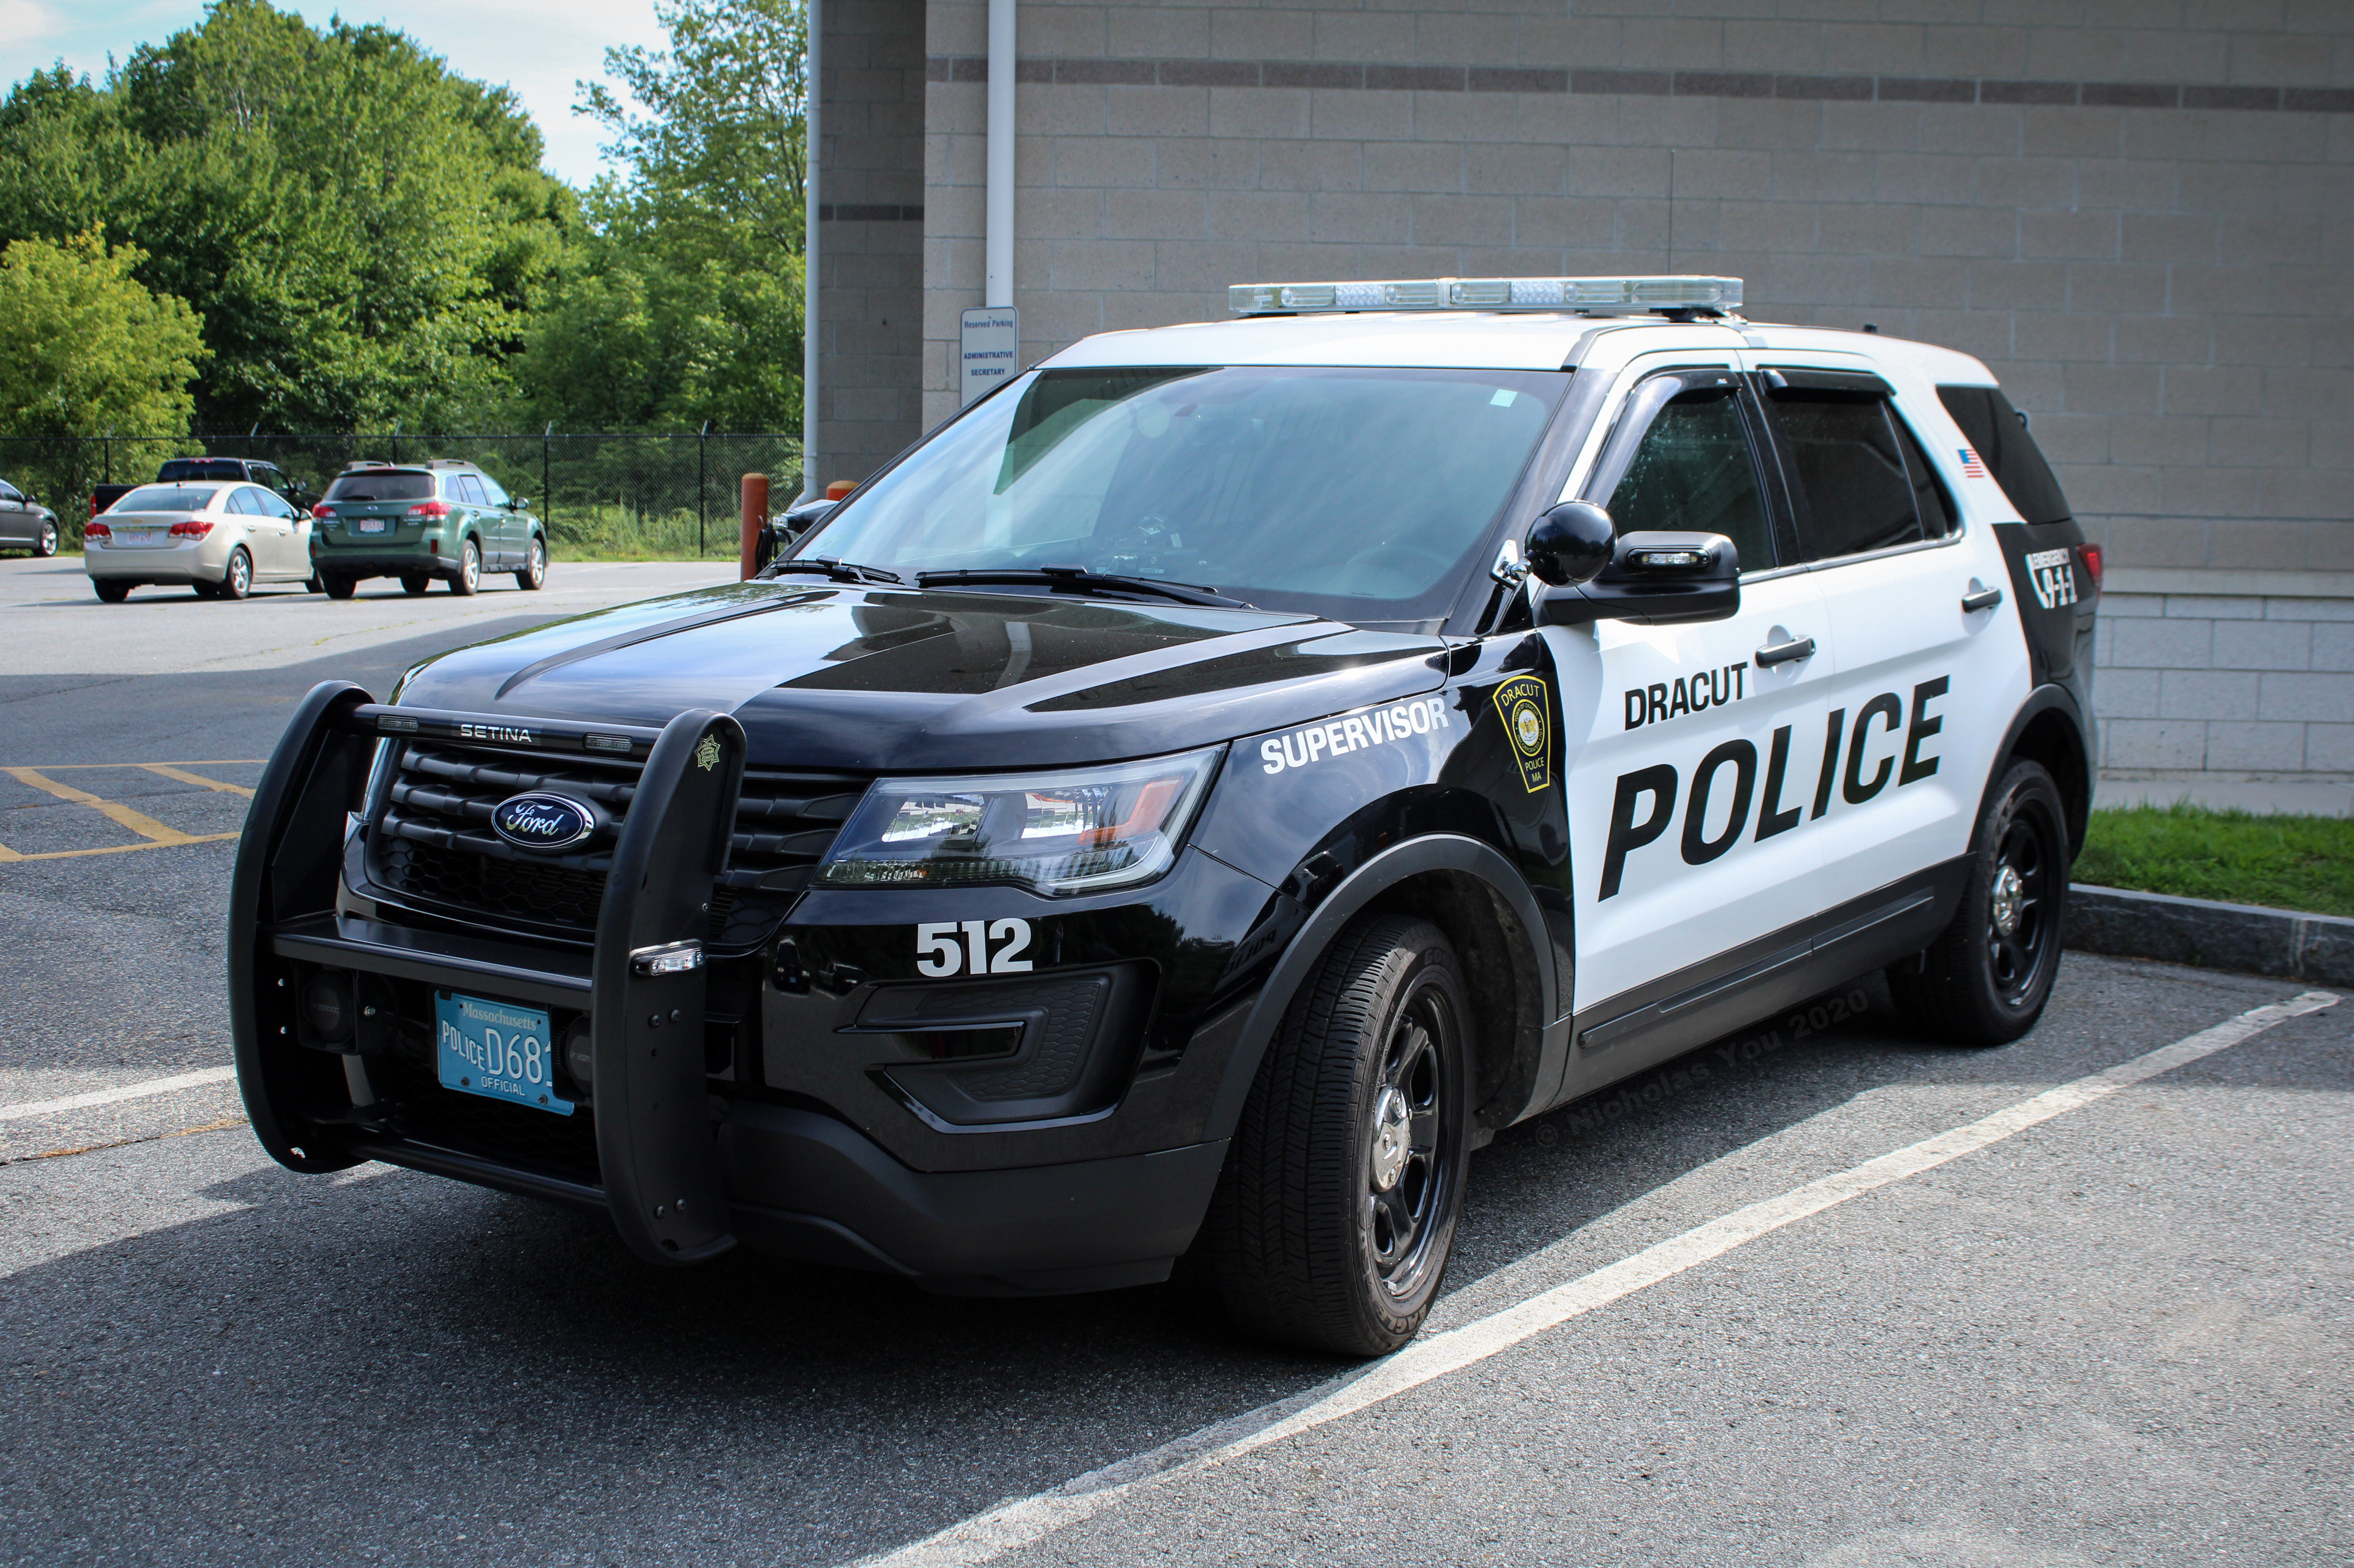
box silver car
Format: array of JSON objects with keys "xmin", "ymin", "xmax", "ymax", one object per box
[
  {"xmin": 0, "ymin": 477, "xmax": 57, "ymax": 556},
  {"xmin": 84, "ymin": 481, "xmax": 314, "ymax": 602}
]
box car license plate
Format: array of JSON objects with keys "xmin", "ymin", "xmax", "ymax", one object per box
[
  {"xmin": 358, "ymin": 519, "xmax": 387, "ymax": 533},
  {"xmin": 435, "ymin": 991, "xmax": 572, "ymax": 1115}
]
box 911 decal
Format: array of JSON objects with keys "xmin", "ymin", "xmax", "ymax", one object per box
[
  {"xmin": 2024, "ymin": 548, "xmax": 2078, "ymax": 610},
  {"xmin": 916, "ymin": 918, "xmax": 1034, "ymax": 976},
  {"xmin": 1598, "ymin": 676, "xmax": 1949, "ymax": 900},
  {"xmin": 1260, "ymin": 696, "xmax": 1451, "ymax": 775}
]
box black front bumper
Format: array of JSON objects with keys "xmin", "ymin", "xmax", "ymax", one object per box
[{"xmin": 230, "ymin": 684, "xmax": 1233, "ymax": 1292}]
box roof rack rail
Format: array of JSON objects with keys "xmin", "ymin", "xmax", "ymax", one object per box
[
  {"xmin": 422, "ymin": 459, "xmax": 477, "ymax": 469},
  {"xmin": 1227, "ymin": 275, "xmax": 1743, "ymax": 317}
]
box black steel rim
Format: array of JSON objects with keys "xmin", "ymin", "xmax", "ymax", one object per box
[
  {"xmin": 1363, "ymin": 977, "xmax": 1457, "ymax": 1299},
  {"xmin": 1986, "ymin": 794, "xmax": 2057, "ymax": 1005}
]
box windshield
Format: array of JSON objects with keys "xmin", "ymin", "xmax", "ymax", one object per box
[
  {"xmin": 324, "ymin": 471, "xmax": 434, "ymax": 502},
  {"xmin": 798, "ymin": 365, "xmax": 1569, "ymax": 622},
  {"xmin": 109, "ymin": 486, "xmax": 222, "ymax": 513}
]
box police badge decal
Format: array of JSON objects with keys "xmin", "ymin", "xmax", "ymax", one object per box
[{"xmin": 1492, "ymin": 674, "xmax": 1552, "ymax": 793}]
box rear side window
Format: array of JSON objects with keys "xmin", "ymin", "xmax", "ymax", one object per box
[
  {"xmin": 1891, "ymin": 410, "xmax": 1958, "ymax": 539},
  {"xmin": 226, "ymin": 488, "xmax": 260, "ymax": 515},
  {"xmin": 324, "ymin": 471, "xmax": 435, "ymax": 502},
  {"xmin": 1936, "ymin": 385, "xmax": 2071, "ymax": 525},
  {"xmin": 1764, "ymin": 391, "xmax": 1922, "ymax": 560},
  {"xmin": 453, "ymin": 475, "xmax": 489, "ymax": 505}
]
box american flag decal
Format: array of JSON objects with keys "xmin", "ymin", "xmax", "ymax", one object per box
[{"xmin": 1959, "ymin": 447, "xmax": 1988, "ymax": 479}]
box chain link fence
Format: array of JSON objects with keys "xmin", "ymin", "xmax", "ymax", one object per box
[{"xmin": 0, "ymin": 431, "xmax": 803, "ymax": 558}]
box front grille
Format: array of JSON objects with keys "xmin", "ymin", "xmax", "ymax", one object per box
[{"xmin": 368, "ymin": 740, "xmax": 867, "ymax": 950}]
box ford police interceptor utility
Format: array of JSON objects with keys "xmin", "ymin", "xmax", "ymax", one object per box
[{"xmin": 231, "ymin": 276, "xmax": 2098, "ymax": 1355}]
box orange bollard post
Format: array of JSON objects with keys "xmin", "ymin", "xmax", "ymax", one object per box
[{"xmin": 739, "ymin": 472, "xmax": 769, "ymax": 581}]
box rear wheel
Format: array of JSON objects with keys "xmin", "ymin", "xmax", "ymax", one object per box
[
  {"xmin": 515, "ymin": 534, "xmax": 546, "ymax": 590},
  {"xmin": 1202, "ymin": 914, "xmax": 1471, "ymax": 1355},
  {"xmin": 305, "ymin": 573, "xmax": 323, "ymax": 594},
  {"xmin": 448, "ymin": 537, "xmax": 480, "ymax": 596},
  {"xmin": 218, "ymin": 547, "xmax": 252, "ymax": 601},
  {"xmin": 1887, "ymin": 759, "xmax": 2069, "ymax": 1045},
  {"xmin": 324, "ymin": 574, "xmax": 357, "ymax": 600},
  {"xmin": 94, "ymin": 579, "xmax": 130, "ymax": 603},
  {"xmin": 34, "ymin": 519, "xmax": 57, "ymax": 557},
  {"xmin": 399, "ymin": 575, "xmax": 429, "ymax": 596}
]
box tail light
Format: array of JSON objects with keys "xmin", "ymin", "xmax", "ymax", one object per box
[
  {"xmin": 169, "ymin": 519, "xmax": 214, "ymax": 539},
  {"xmin": 2076, "ymin": 542, "xmax": 2103, "ymax": 596},
  {"xmin": 85, "ymin": 521, "xmax": 110, "ymax": 539},
  {"xmin": 312, "ymin": 503, "xmax": 336, "ymax": 519},
  {"xmin": 406, "ymin": 499, "xmax": 451, "ymax": 519}
]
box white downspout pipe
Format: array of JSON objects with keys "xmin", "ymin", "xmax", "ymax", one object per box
[
  {"xmin": 984, "ymin": 0, "xmax": 1013, "ymax": 309},
  {"xmin": 800, "ymin": 0, "xmax": 822, "ymax": 500}
]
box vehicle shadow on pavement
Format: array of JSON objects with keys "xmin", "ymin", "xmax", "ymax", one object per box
[{"xmin": 0, "ymin": 955, "xmax": 2303, "ymax": 1565}]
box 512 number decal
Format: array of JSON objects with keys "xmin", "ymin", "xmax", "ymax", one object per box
[{"xmin": 916, "ymin": 919, "xmax": 1034, "ymax": 977}]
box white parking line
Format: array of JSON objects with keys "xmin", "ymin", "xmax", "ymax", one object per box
[
  {"xmin": 859, "ymin": 990, "xmax": 2341, "ymax": 1568},
  {"xmin": 0, "ymin": 1065, "xmax": 237, "ymax": 1124}
]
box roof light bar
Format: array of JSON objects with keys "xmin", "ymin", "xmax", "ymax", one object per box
[{"xmin": 1226, "ymin": 275, "xmax": 1743, "ymax": 316}]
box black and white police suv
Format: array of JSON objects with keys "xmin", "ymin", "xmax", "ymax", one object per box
[{"xmin": 232, "ymin": 275, "xmax": 2099, "ymax": 1355}]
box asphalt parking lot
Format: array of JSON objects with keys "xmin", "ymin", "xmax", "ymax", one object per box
[{"xmin": 0, "ymin": 552, "xmax": 2347, "ymax": 1567}]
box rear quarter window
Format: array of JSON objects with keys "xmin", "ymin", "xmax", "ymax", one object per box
[{"xmin": 1935, "ymin": 386, "xmax": 2071, "ymax": 526}]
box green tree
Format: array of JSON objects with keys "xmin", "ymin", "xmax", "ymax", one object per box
[
  {"xmin": 520, "ymin": 0, "xmax": 805, "ymax": 432},
  {"xmin": 0, "ymin": 230, "xmax": 204, "ymax": 436}
]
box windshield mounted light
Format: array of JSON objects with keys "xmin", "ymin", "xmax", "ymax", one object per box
[
  {"xmin": 1227, "ymin": 275, "xmax": 1743, "ymax": 317},
  {"xmin": 818, "ymin": 748, "xmax": 1224, "ymax": 897}
]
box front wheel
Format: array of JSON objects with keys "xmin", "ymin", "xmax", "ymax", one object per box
[
  {"xmin": 1202, "ymin": 914, "xmax": 1472, "ymax": 1355},
  {"xmin": 1887, "ymin": 760, "xmax": 2070, "ymax": 1045},
  {"xmin": 218, "ymin": 547, "xmax": 252, "ymax": 601},
  {"xmin": 34, "ymin": 519, "xmax": 57, "ymax": 557},
  {"xmin": 447, "ymin": 538, "xmax": 480, "ymax": 596},
  {"xmin": 515, "ymin": 534, "xmax": 546, "ymax": 590}
]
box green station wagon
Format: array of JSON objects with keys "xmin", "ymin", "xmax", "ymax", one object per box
[{"xmin": 310, "ymin": 460, "xmax": 548, "ymax": 599}]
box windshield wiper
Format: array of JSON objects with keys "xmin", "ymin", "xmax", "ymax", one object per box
[
  {"xmin": 763, "ymin": 556, "xmax": 905, "ymax": 585},
  {"xmin": 914, "ymin": 565, "xmax": 1253, "ymax": 608}
]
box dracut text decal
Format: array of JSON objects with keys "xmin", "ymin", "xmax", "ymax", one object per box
[{"xmin": 1261, "ymin": 696, "xmax": 1451, "ymax": 774}]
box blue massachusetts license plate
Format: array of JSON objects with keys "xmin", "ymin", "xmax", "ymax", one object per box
[{"xmin": 435, "ymin": 991, "xmax": 572, "ymax": 1115}]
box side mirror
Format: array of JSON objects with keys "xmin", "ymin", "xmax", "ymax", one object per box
[
  {"xmin": 1524, "ymin": 500, "xmax": 1616, "ymax": 587},
  {"xmin": 509, "ymin": 496, "xmax": 530, "ymax": 511},
  {"xmin": 1540, "ymin": 530, "xmax": 1741, "ymax": 626}
]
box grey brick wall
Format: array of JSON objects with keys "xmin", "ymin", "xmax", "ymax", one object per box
[
  {"xmin": 2097, "ymin": 585, "xmax": 2354, "ymax": 777},
  {"xmin": 815, "ymin": 0, "xmax": 926, "ymax": 491}
]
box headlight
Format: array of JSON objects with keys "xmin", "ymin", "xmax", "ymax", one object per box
[{"xmin": 817, "ymin": 747, "xmax": 1224, "ymax": 896}]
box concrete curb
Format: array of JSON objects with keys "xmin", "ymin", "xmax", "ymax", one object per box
[{"xmin": 2065, "ymin": 883, "xmax": 2354, "ymax": 987}]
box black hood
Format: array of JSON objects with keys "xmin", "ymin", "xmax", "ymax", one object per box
[{"xmin": 393, "ymin": 581, "xmax": 1448, "ymax": 770}]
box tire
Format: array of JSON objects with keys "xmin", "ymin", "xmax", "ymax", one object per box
[
  {"xmin": 94, "ymin": 579, "xmax": 130, "ymax": 603},
  {"xmin": 1886, "ymin": 760, "xmax": 2070, "ymax": 1046},
  {"xmin": 515, "ymin": 534, "xmax": 546, "ymax": 590},
  {"xmin": 400, "ymin": 575, "xmax": 429, "ymax": 596},
  {"xmin": 305, "ymin": 573, "xmax": 323, "ymax": 594},
  {"xmin": 34, "ymin": 519, "xmax": 57, "ymax": 557},
  {"xmin": 448, "ymin": 538, "xmax": 480, "ymax": 596},
  {"xmin": 1202, "ymin": 913, "xmax": 1472, "ymax": 1356},
  {"xmin": 218, "ymin": 547, "xmax": 252, "ymax": 601},
  {"xmin": 324, "ymin": 574, "xmax": 357, "ymax": 600}
]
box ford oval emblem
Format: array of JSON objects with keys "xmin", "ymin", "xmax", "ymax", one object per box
[{"xmin": 490, "ymin": 792, "xmax": 597, "ymax": 852}]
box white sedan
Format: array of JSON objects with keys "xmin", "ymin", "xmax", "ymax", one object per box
[{"xmin": 84, "ymin": 481, "xmax": 316, "ymax": 603}]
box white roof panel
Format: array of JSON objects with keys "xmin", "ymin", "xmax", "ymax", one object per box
[{"xmin": 1039, "ymin": 312, "xmax": 1614, "ymax": 371}]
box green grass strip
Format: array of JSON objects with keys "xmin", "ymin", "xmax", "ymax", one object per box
[{"xmin": 2077, "ymin": 803, "xmax": 2354, "ymax": 919}]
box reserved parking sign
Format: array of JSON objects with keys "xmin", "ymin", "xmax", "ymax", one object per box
[{"xmin": 960, "ymin": 306, "xmax": 1019, "ymax": 406}]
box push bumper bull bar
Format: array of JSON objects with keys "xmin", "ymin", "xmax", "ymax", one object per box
[{"xmin": 228, "ymin": 680, "xmax": 749, "ymax": 1265}]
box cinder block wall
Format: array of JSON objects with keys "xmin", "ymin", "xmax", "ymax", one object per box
[
  {"xmin": 917, "ymin": 0, "xmax": 2354, "ymax": 773},
  {"xmin": 815, "ymin": 0, "xmax": 927, "ymax": 492},
  {"xmin": 2097, "ymin": 590, "xmax": 2354, "ymax": 775}
]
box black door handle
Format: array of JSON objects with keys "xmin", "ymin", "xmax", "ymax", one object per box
[
  {"xmin": 1754, "ymin": 635, "xmax": 1816, "ymax": 668},
  {"xmin": 1961, "ymin": 585, "xmax": 2004, "ymax": 612}
]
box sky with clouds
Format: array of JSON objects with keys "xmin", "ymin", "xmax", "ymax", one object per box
[{"xmin": 0, "ymin": 0, "xmax": 667, "ymax": 187}]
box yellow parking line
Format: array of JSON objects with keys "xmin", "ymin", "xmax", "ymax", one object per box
[
  {"xmin": 3, "ymin": 766, "xmax": 202, "ymax": 845},
  {"xmin": 137, "ymin": 763, "xmax": 256, "ymax": 798},
  {"xmin": 14, "ymin": 760, "xmax": 266, "ymax": 770},
  {"xmin": 0, "ymin": 833, "xmax": 238, "ymax": 862}
]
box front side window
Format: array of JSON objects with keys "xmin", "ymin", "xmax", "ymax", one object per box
[
  {"xmin": 0, "ymin": 480, "xmax": 20, "ymax": 500},
  {"xmin": 1765, "ymin": 391, "xmax": 1923, "ymax": 561},
  {"xmin": 1599, "ymin": 386, "xmax": 1775, "ymax": 573},
  {"xmin": 798, "ymin": 365, "xmax": 1570, "ymax": 623}
]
